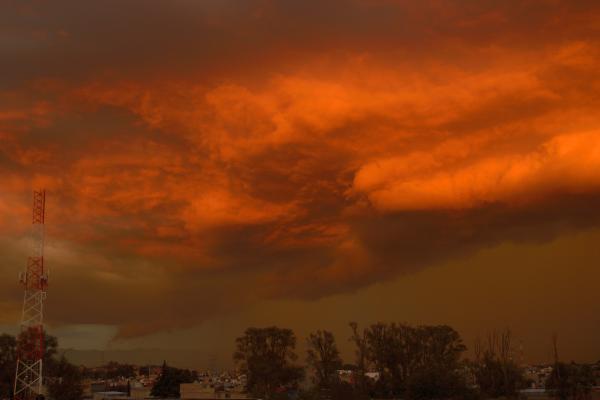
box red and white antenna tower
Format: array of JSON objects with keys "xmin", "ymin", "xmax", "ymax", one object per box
[{"xmin": 14, "ymin": 190, "xmax": 48, "ymax": 400}]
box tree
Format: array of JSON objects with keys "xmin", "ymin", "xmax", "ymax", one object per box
[
  {"xmin": 234, "ymin": 327, "xmax": 305, "ymax": 399},
  {"xmin": 104, "ymin": 361, "xmax": 136, "ymax": 379},
  {"xmin": 306, "ymin": 330, "xmax": 343, "ymax": 390},
  {"xmin": 349, "ymin": 322, "xmax": 371, "ymax": 396},
  {"xmin": 405, "ymin": 326, "xmax": 472, "ymax": 400},
  {"xmin": 546, "ymin": 362, "xmax": 594, "ymax": 400},
  {"xmin": 0, "ymin": 334, "xmax": 17, "ymax": 399},
  {"xmin": 472, "ymin": 330, "xmax": 524, "ymax": 398},
  {"xmin": 150, "ymin": 361, "xmax": 196, "ymax": 398},
  {"xmin": 0, "ymin": 331, "xmax": 79, "ymax": 400},
  {"xmin": 14, "ymin": 328, "xmax": 59, "ymax": 373},
  {"xmin": 349, "ymin": 322, "xmax": 469, "ymax": 399},
  {"xmin": 46, "ymin": 356, "xmax": 84, "ymax": 400},
  {"xmin": 546, "ymin": 335, "xmax": 594, "ymax": 400},
  {"xmin": 416, "ymin": 325, "xmax": 467, "ymax": 370},
  {"xmin": 406, "ymin": 365, "xmax": 475, "ymax": 400}
]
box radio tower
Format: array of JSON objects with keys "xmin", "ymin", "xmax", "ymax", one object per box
[{"xmin": 14, "ymin": 190, "xmax": 48, "ymax": 400}]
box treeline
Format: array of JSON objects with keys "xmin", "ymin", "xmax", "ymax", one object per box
[
  {"xmin": 1, "ymin": 324, "xmax": 597, "ymax": 400},
  {"xmin": 232, "ymin": 323, "xmax": 598, "ymax": 400},
  {"xmin": 81, "ymin": 360, "xmax": 137, "ymax": 380},
  {"xmin": 234, "ymin": 323, "xmax": 476, "ymax": 400}
]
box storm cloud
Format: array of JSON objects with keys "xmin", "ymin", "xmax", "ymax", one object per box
[{"xmin": 1, "ymin": 0, "xmax": 600, "ymax": 343}]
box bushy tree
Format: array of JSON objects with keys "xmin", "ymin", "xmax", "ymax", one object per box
[
  {"xmin": 351, "ymin": 322, "xmax": 467, "ymax": 398},
  {"xmin": 407, "ymin": 365, "xmax": 476, "ymax": 400},
  {"xmin": 234, "ymin": 327, "xmax": 304, "ymax": 399},
  {"xmin": 0, "ymin": 334, "xmax": 17, "ymax": 399},
  {"xmin": 151, "ymin": 361, "xmax": 196, "ymax": 398},
  {"xmin": 47, "ymin": 356, "xmax": 84, "ymax": 400},
  {"xmin": 306, "ymin": 330, "xmax": 343, "ymax": 390},
  {"xmin": 471, "ymin": 330, "xmax": 524, "ymax": 398},
  {"xmin": 349, "ymin": 322, "xmax": 371, "ymax": 397},
  {"xmin": 546, "ymin": 362, "xmax": 595, "ymax": 400},
  {"xmin": 105, "ymin": 361, "xmax": 136, "ymax": 379},
  {"xmin": 0, "ymin": 330, "xmax": 79, "ymax": 400},
  {"xmin": 13, "ymin": 328, "xmax": 58, "ymax": 370}
]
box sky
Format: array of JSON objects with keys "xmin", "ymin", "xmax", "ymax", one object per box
[{"xmin": 1, "ymin": 0, "xmax": 600, "ymax": 368}]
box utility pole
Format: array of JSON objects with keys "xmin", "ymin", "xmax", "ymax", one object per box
[{"xmin": 14, "ymin": 190, "xmax": 48, "ymax": 400}]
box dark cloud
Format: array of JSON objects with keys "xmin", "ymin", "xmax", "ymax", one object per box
[{"xmin": 2, "ymin": 0, "xmax": 598, "ymax": 87}]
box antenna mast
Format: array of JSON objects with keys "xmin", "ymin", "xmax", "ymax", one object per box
[{"xmin": 14, "ymin": 190, "xmax": 48, "ymax": 400}]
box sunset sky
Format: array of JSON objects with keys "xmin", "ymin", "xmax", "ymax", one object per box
[{"xmin": 1, "ymin": 0, "xmax": 600, "ymax": 368}]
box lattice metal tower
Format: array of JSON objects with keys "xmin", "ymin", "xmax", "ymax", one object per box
[{"xmin": 14, "ymin": 190, "xmax": 48, "ymax": 400}]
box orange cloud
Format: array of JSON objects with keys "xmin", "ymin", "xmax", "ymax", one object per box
[
  {"xmin": 1, "ymin": 0, "xmax": 600, "ymax": 338},
  {"xmin": 354, "ymin": 130, "xmax": 600, "ymax": 210}
]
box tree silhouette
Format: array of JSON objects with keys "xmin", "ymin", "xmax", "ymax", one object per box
[
  {"xmin": 0, "ymin": 334, "xmax": 17, "ymax": 398},
  {"xmin": 234, "ymin": 327, "xmax": 304, "ymax": 399},
  {"xmin": 151, "ymin": 360, "xmax": 196, "ymax": 398},
  {"xmin": 0, "ymin": 331, "xmax": 78, "ymax": 400},
  {"xmin": 472, "ymin": 330, "xmax": 524, "ymax": 398},
  {"xmin": 46, "ymin": 355, "xmax": 84, "ymax": 400},
  {"xmin": 349, "ymin": 322, "xmax": 469, "ymax": 399},
  {"xmin": 306, "ymin": 330, "xmax": 343, "ymax": 390},
  {"xmin": 546, "ymin": 335, "xmax": 594, "ymax": 400}
]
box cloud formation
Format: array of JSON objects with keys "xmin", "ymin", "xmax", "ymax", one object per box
[{"xmin": 1, "ymin": 0, "xmax": 600, "ymax": 338}]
